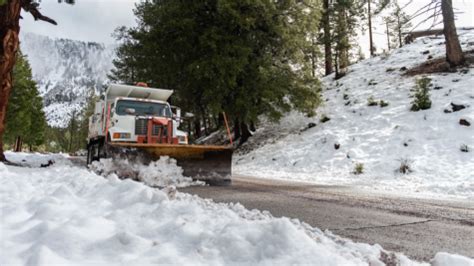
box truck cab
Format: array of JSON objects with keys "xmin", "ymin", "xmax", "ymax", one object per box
[{"xmin": 88, "ymin": 84, "xmax": 188, "ymax": 145}]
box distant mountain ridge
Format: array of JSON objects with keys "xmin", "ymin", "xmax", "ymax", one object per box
[{"xmin": 20, "ymin": 32, "xmax": 115, "ymax": 127}]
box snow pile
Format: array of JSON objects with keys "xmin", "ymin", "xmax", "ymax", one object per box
[
  {"xmin": 235, "ymin": 30, "xmax": 474, "ymax": 200},
  {"xmin": 2, "ymin": 156, "xmax": 471, "ymax": 265},
  {"xmin": 432, "ymin": 253, "xmax": 474, "ymax": 266},
  {"xmin": 90, "ymin": 156, "xmax": 203, "ymax": 188},
  {"xmin": 4, "ymin": 151, "xmax": 71, "ymax": 168}
]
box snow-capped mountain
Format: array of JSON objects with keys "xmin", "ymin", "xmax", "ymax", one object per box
[{"xmin": 20, "ymin": 32, "xmax": 115, "ymax": 127}]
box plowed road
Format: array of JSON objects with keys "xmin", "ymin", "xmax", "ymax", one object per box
[{"xmin": 181, "ymin": 175, "xmax": 474, "ymax": 261}]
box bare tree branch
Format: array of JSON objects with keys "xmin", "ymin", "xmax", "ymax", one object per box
[{"xmin": 20, "ymin": 0, "xmax": 57, "ymax": 25}]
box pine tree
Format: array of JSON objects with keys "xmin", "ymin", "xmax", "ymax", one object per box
[
  {"xmin": 384, "ymin": 0, "xmax": 411, "ymax": 50},
  {"xmin": 4, "ymin": 51, "xmax": 47, "ymax": 151},
  {"xmin": 110, "ymin": 0, "xmax": 322, "ymax": 143},
  {"xmin": 441, "ymin": 0, "xmax": 464, "ymax": 66},
  {"xmin": 362, "ymin": 0, "xmax": 391, "ymax": 56},
  {"xmin": 322, "ymin": 0, "xmax": 333, "ymax": 76},
  {"xmin": 0, "ymin": 0, "xmax": 75, "ymax": 161},
  {"xmin": 407, "ymin": 0, "xmax": 464, "ymax": 67},
  {"xmin": 331, "ymin": 0, "xmax": 362, "ymax": 79}
]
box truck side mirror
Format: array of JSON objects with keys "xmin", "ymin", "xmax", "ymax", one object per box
[{"xmin": 184, "ymin": 112, "xmax": 194, "ymax": 118}]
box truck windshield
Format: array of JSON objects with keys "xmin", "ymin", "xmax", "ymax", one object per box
[{"xmin": 116, "ymin": 100, "xmax": 171, "ymax": 117}]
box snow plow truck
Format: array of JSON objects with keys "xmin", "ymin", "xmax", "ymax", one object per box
[{"xmin": 86, "ymin": 83, "xmax": 232, "ymax": 186}]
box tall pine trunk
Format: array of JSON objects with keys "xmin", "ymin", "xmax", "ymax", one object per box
[
  {"xmin": 397, "ymin": 16, "xmax": 403, "ymax": 48},
  {"xmin": 323, "ymin": 0, "xmax": 333, "ymax": 76},
  {"xmin": 368, "ymin": 0, "xmax": 374, "ymax": 56},
  {"xmin": 0, "ymin": 0, "xmax": 21, "ymax": 161},
  {"xmin": 14, "ymin": 136, "xmax": 22, "ymax": 152},
  {"xmin": 386, "ymin": 21, "xmax": 390, "ymax": 51},
  {"xmin": 239, "ymin": 122, "xmax": 251, "ymax": 146},
  {"xmin": 441, "ymin": 0, "xmax": 464, "ymax": 67}
]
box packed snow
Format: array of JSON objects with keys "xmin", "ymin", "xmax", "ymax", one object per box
[
  {"xmin": 235, "ymin": 30, "xmax": 474, "ymax": 200},
  {"xmin": 90, "ymin": 157, "xmax": 204, "ymax": 188},
  {"xmin": 4, "ymin": 151, "xmax": 71, "ymax": 168},
  {"xmin": 2, "ymin": 153, "xmax": 472, "ymax": 265}
]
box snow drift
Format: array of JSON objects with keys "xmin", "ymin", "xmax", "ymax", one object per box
[{"xmin": 2, "ymin": 153, "xmax": 471, "ymax": 265}]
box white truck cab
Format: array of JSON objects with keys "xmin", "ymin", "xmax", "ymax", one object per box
[{"xmin": 88, "ymin": 84, "xmax": 188, "ymax": 145}]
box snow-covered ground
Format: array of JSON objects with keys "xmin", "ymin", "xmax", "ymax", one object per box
[
  {"xmin": 2, "ymin": 153, "xmax": 472, "ymax": 265},
  {"xmin": 235, "ymin": 30, "xmax": 474, "ymax": 200}
]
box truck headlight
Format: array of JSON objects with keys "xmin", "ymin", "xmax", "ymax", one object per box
[
  {"xmin": 178, "ymin": 136, "xmax": 188, "ymax": 144},
  {"xmin": 113, "ymin": 133, "xmax": 131, "ymax": 139}
]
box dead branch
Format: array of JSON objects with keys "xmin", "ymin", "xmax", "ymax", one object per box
[{"xmin": 20, "ymin": 0, "xmax": 57, "ymax": 25}]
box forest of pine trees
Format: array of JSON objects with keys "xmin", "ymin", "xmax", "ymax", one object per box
[{"xmin": 0, "ymin": 0, "xmax": 468, "ymax": 156}]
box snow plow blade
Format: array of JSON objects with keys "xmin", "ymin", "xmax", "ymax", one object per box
[{"xmin": 108, "ymin": 143, "xmax": 233, "ymax": 186}]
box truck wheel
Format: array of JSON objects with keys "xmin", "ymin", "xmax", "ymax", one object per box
[{"xmin": 86, "ymin": 143, "xmax": 93, "ymax": 165}]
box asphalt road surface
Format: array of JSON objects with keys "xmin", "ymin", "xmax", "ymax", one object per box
[{"xmin": 181, "ymin": 175, "xmax": 474, "ymax": 261}]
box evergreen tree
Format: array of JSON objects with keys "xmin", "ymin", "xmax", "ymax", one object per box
[
  {"xmin": 4, "ymin": 51, "xmax": 47, "ymax": 151},
  {"xmin": 331, "ymin": 0, "xmax": 362, "ymax": 79},
  {"xmin": 322, "ymin": 0, "xmax": 333, "ymax": 76},
  {"xmin": 361, "ymin": 0, "xmax": 391, "ymax": 56},
  {"xmin": 384, "ymin": 0, "xmax": 411, "ymax": 49},
  {"xmin": 0, "ymin": 0, "xmax": 75, "ymax": 161},
  {"xmin": 110, "ymin": 0, "xmax": 322, "ymax": 143}
]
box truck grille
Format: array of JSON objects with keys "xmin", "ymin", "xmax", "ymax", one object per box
[
  {"xmin": 135, "ymin": 119, "xmax": 165, "ymax": 136},
  {"xmin": 135, "ymin": 119, "xmax": 147, "ymax": 135}
]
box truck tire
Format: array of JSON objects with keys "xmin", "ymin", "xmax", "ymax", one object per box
[{"xmin": 86, "ymin": 143, "xmax": 93, "ymax": 165}]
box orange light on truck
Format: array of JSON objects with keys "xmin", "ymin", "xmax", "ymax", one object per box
[{"xmin": 113, "ymin": 133, "xmax": 131, "ymax": 139}]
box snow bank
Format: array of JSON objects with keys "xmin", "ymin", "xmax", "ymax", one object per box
[
  {"xmin": 235, "ymin": 30, "xmax": 474, "ymax": 200},
  {"xmin": 432, "ymin": 253, "xmax": 474, "ymax": 266},
  {"xmin": 5, "ymin": 151, "xmax": 71, "ymax": 168},
  {"xmin": 90, "ymin": 156, "xmax": 204, "ymax": 188},
  {"xmin": 3, "ymin": 154, "xmax": 470, "ymax": 265}
]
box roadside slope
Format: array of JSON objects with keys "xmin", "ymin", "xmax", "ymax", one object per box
[{"xmin": 235, "ymin": 30, "xmax": 474, "ymax": 200}]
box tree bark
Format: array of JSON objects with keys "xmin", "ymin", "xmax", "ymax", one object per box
[
  {"xmin": 14, "ymin": 135, "xmax": 22, "ymax": 152},
  {"xmin": 0, "ymin": 0, "xmax": 22, "ymax": 161},
  {"xmin": 233, "ymin": 118, "xmax": 240, "ymax": 141},
  {"xmin": 239, "ymin": 122, "xmax": 251, "ymax": 146},
  {"xmin": 386, "ymin": 21, "xmax": 390, "ymax": 51},
  {"xmin": 323, "ymin": 0, "xmax": 333, "ymax": 76},
  {"xmin": 194, "ymin": 120, "xmax": 202, "ymax": 139},
  {"xmin": 368, "ymin": 0, "xmax": 374, "ymax": 56},
  {"xmin": 441, "ymin": 0, "xmax": 464, "ymax": 67},
  {"xmin": 397, "ymin": 16, "xmax": 402, "ymax": 48}
]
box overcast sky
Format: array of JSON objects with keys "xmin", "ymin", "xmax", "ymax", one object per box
[
  {"xmin": 20, "ymin": 0, "xmax": 473, "ymax": 52},
  {"xmin": 20, "ymin": 0, "xmax": 138, "ymax": 44}
]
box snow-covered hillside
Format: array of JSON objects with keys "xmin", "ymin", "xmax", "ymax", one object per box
[
  {"xmin": 1, "ymin": 153, "xmax": 471, "ymax": 265},
  {"xmin": 20, "ymin": 32, "xmax": 115, "ymax": 127},
  {"xmin": 235, "ymin": 30, "xmax": 474, "ymax": 200}
]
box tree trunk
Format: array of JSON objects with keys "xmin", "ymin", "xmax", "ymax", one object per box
[
  {"xmin": 334, "ymin": 50, "xmax": 340, "ymax": 79},
  {"xmin": 386, "ymin": 21, "xmax": 390, "ymax": 51},
  {"xmin": 233, "ymin": 118, "xmax": 240, "ymax": 141},
  {"xmin": 249, "ymin": 121, "xmax": 256, "ymax": 132},
  {"xmin": 0, "ymin": 0, "xmax": 22, "ymax": 161},
  {"xmin": 194, "ymin": 120, "xmax": 202, "ymax": 139},
  {"xmin": 441, "ymin": 0, "xmax": 464, "ymax": 67},
  {"xmin": 368, "ymin": 0, "xmax": 374, "ymax": 56},
  {"xmin": 397, "ymin": 16, "xmax": 403, "ymax": 48},
  {"xmin": 323, "ymin": 0, "xmax": 333, "ymax": 76},
  {"xmin": 14, "ymin": 135, "xmax": 22, "ymax": 152},
  {"xmin": 337, "ymin": 9, "xmax": 348, "ymax": 79},
  {"xmin": 239, "ymin": 122, "xmax": 251, "ymax": 146},
  {"xmin": 310, "ymin": 38, "xmax": 316, "ymax": 78}
]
